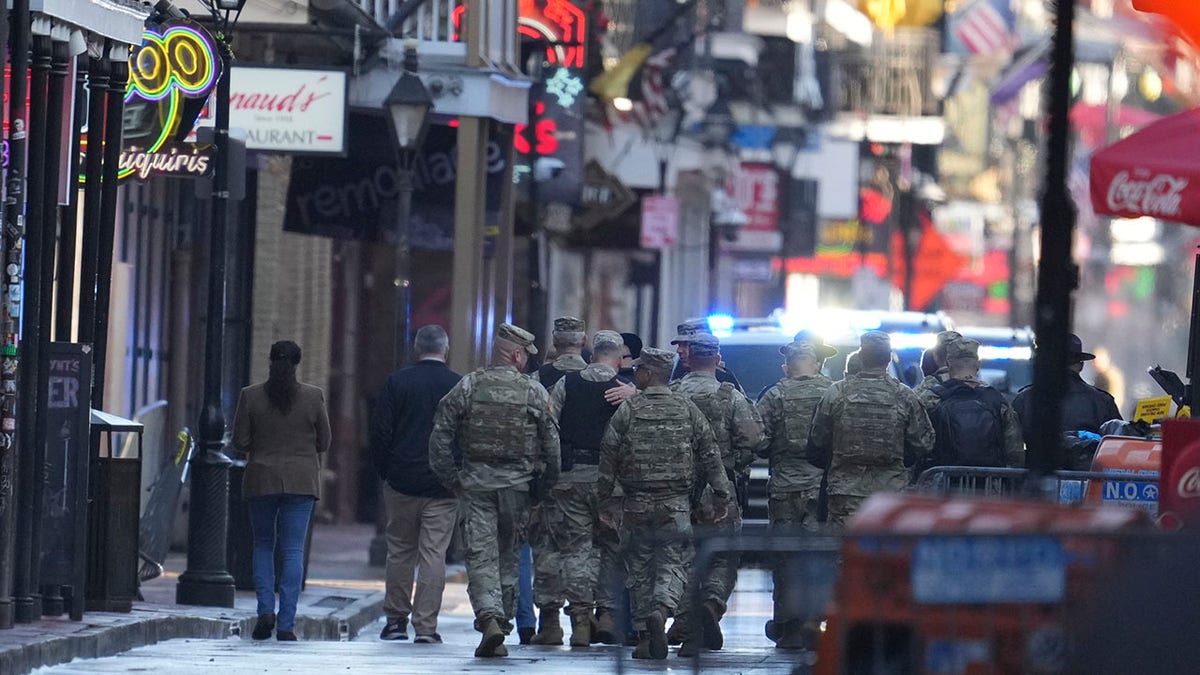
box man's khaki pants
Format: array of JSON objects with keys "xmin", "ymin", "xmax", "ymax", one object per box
[{"xmin": 382, "ymin": 485, "xmax": 459, "ymax": 636}]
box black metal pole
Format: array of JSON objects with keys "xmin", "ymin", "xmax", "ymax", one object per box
[
  {"xmin": 36, "ymin": 37, "xmax": 69, "ymax": 617},
  {"xmin": 394, "ymin": 162, "xmax": 413, "ymax": 368},
  {"xmin": 13, "ymin": 31, "xmax": 51, "ymax": 624},
  {"xmin": 92, "ymin": 55, "xmax": 126, "ymax": 412},
  {"xmin": 1030, "ymin": 0, "xmax": 1077, "ymax": 476},
  {"xmin": 0, "ymin": 0, "xmax": 23, "ymax": 631},
  {"xmin": 176, "ymin": 38, "xmax": 236, "ymax": 608},
  {"xmin": 77, "ymin": 56, "xmax": 107, "ymax": 347},
  {"xmin": 55, "ymin": 54, "xmax": 88, "ymax": 343}
]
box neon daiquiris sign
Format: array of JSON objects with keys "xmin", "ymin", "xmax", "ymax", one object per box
[{"xmin": 81, "ymin": 19, "xmax": 221, "ymax": 183}]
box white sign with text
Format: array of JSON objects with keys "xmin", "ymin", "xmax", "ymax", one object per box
[{"xmin": 193, "ymin": 67, "xmax": 347, "ymax": 154}]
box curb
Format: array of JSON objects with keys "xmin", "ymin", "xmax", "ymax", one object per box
[{"xmin": 1, "ymin": 591, "xmax": 384, "ymax": 674}]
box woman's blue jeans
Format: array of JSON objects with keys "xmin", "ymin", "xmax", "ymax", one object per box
[{"xmin": 248, "ymin": 494, "xmax": 314, "ymax": 632}]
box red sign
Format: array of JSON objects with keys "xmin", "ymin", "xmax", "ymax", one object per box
[
  {"xmin": 640, "ymin": 194, "xmax": 679, "ymax": 249},
  {"xmin": 1160, "ymin": 419, "xmax": 1200, "ymax": 530},
  {"xmin": 454, "ymin": 0, "xmax": 586, "ymax": 68},
  {"xmin": 889, "ymin": 212, "xmax": 966, "ymax": 311},
  {"xmin": 728, "ymin": 163, "xmax": 779, "ymax": 232}
]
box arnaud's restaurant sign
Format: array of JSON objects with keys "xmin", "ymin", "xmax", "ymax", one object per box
[{"xmin": 81, "ymin": 18, "xmax": 220, "ymax": 183}]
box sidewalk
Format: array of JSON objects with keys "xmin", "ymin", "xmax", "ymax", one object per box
[{"xmin": 0, "ymin": 523, "xmax": 387, "ymax": 674}]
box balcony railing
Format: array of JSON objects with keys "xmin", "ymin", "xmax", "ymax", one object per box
[
  {"xmin": 355, "ymin": 0, "xmax": 517, "ymax": 70},
  {"xmin": 830, "ymin": 28, "xmax": 939, "ymax": 117}
]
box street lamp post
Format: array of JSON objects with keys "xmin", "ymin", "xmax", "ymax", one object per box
[
  {"xmin": 369, "ymin": 41, "xmax": 432, "ymax": 568},
  {"xmin": 176, "ymin": 0, "xmax": 244, "ymax": 608},
  {"xmin": 384, "ymin": 41, "xmax": 433, "ymax": 369}
]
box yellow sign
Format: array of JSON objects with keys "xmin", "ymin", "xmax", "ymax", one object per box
[
  {"xmin": 1134, "ymin": 395, "xmax": 1173, "ymax": 423},
  {"xmin": 1179, "ymin": 405, "xmax": 1191, "ymax": 419},
  {"xmin": 859, "ymin": 0, "xmax": 943, "ymax": 32}
]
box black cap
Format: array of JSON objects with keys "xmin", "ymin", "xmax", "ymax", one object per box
[{"xmin": 620, "ymin": 332, "xmax": 643, "ymax": 359}]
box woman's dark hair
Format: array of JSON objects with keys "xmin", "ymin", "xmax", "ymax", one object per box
[{"xmin": 266, "ymin": 341, "xmax": 302, "ymax": 413}]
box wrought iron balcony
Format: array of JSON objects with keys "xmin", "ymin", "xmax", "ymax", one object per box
[{"xmin": 353, "ymin": 0, "xmax": 519, "ymax": 71}]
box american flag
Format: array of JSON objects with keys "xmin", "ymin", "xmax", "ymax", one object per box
[
  {"xmin": 611, "ymin": 48, "xmax": 676, "ymax": 131},
  {"xmin": 952, "ymin": 0, "xmax": 1017, "ymax": 57}
]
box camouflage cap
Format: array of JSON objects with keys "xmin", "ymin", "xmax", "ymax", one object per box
[
  {"xmin": 592, "ymin": 330, "xmax": 624, "ymax": 349},
  {"xmin": 496, "ymin": 322, "xmax": 538, "ymax": 355},
  {"xmin": 946, "ymin": 338, "xmax": 980, "ymax": 362},
  {"xmin": 633, "ymin": 346, "xmax": 675, "ymax": 375},
  {"xmin": 784, "ymin": 328, "xmax": 838, "ymax": 359},
  {"xmin": 859, "ymin": 330, "xmax": 892, "ymax": 358},
  {"xmin": 781, "ymin": 341, "xmax": 818, "ymax": 361},
  {"xmin": 688, "ymin": 332, "xmax": 720, "ymax": 358},
  {"xmin": 670, "ymin": 317, "xmax": 711, "ymax": 344},
  {"xmin": 553, "ymin": 316, "xmax": 586, "ymax": 334},
  {"xmin": 932, "ymin": 330, "xmax": 964, "ymax": 360}
]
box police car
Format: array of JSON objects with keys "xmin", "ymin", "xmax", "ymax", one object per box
[{"xmin": 712, "ymin": 310, "xmax": 953, "ymax": 524}]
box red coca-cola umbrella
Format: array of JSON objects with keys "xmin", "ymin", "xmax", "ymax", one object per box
[{"xmin": 1090, "ymin": 106, "xmax": 1200, "ymax": 226}]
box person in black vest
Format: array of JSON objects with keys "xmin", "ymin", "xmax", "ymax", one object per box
[
  {"xmin": 1013, "ymin": 334, "xmax": 1121, "ymax": 469},
  {"xmin": 537, "ymin": 316, "xmax": 589, "ymax": 389},
  {"xmin": 370, "ymin": 325, "xmax": 463, "ymax": 643},
  {"xmin": 529, "ymin": 330, "xmax": 633, "ymax": 647},
  {"xmin": 927, "ymin": 339, "xmax": 1024, "ymax": 471}
]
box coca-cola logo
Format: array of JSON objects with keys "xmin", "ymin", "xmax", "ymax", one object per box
[
  {"xmin": 1106, "ymin": 171, "xmax": 1188, "ymax": 218},
  {"xmin": 1178, "ymin": 467, "xmax": 1200, "ymax": 499}
]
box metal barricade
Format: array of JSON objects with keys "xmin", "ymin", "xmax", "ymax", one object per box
[{"xmin": 916, "ymin": 466, "xmax": 1160, "ymax": 511}]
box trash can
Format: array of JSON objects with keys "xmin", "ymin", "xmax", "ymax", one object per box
[{"xmin": 86, "ymin": 410, "xmax": 143, "ymax": 613}]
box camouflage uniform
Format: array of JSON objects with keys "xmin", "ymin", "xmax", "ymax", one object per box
[
  {"xmin": 934, "ymin": 340, "xmax": 1025, "ymax": 468},
  {"xmin": 668, "ymin": 335, "xmax": 764, "ymax": 629},
  {"xmin": 912, "ymin": 331, "xmax": 963, "ymax": 412},
  {"xmin": 597, "ymin": 359, "xmax": 732, "ymax": 637},
  {"xmin": 756, "ymin": 342, "xmax": 832, "ymax": 638},
  {"xmin": 429, "ymin": 329, "xmax": 560, "ymax": 634},
  {"xmin": 808, "ymin": 332, "xmax": 934, "ymax": 528}
]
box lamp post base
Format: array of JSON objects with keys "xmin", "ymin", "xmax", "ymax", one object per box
[{"xmin": 176, "ymin": 570, "xmax": 236, "ymax": 608}]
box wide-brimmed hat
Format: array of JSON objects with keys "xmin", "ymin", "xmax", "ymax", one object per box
[
  {"xmin": 780, "ymin": 329, "xmax": 838, "ymax": 359},
  {"xmin": 1069, "ymin": 333, "xmax": 1096, "ymax": 362}
]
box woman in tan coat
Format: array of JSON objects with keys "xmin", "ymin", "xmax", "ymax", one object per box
[{"xmin": 233, "ymin": 341, "xmax": 331, "ymax": 641}]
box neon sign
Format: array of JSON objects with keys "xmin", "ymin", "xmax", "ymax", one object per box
[
  {"xmin": 452, "ymin": 0, "xmax": 587, "ymax": 68},
  {"xmin": 80, "ymin": 19, "xmax": 220, "ymax": 183}
]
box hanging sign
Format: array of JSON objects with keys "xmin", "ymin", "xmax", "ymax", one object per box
[{"xmin": 80, "ymin": 18, "xmax": 221, "ymax": 184}]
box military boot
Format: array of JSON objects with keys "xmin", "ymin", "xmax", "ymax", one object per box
[
  {"xmin": 530, "ymin": 607, "xmax": 564, "ymax": 645},
  {"xmin": 593, "ymin": 609, "xmax": 619, "ymax": 645},
  {"xmin": 764, "ymin": 619, "xmax": 780, "ymax": 643},
  {"xmin": 474, "ymin": 618, "xmax": 506, "ymax": 658},
  {"xmin": 678, "ymin": 637, "xmax": 701, "ymax": 658},
  {"xmin": 698, "ymin": 600, "xmax": 724, "ymax": 651},
  {"xmin": 632, "ymin": 632, "xmax": 653, "ymax": 659},
  {"xmin": 566, "ymin": 611, "xmax": 591, "ymax": 647},
  {"xmin": 646, "ymin": 610, "xmax": 668, "ymax": 660},
  {"xmin": 666, "ymin": 616, "xmax": 688, "ymax": 646}
]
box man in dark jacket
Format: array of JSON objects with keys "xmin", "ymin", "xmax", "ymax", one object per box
[
  {"xmin": 370, "ymin": 325, "xmax": 463, "ymax": 644},
  {"xmin": 1013, "ymin": 334, "xmax": 1122, "ymax": 468}
]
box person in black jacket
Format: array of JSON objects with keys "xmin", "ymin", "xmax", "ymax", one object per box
[
  {"xmin": 370, "ymin": 325, "xmax": 463, "ymax": 644},
  {"xmin": 1013, "ymin": 334, "xmax": 1122, "ymax": 468}
]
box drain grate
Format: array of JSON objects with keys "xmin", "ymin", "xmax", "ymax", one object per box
[{"xmin": 311, "ymin": 595, "xmax": 355, "ymax": 609}]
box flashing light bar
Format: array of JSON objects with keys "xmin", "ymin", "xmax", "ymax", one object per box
[
  {"xmin": 978, "ymin": 345, "xmax": 1033, "ymax": 361},
  {"xmin": 707, "ymin": 314, "xmax": 735, "ymax": 336},
  {"xmin": 888, "ymin": 332, "xmax": 937, "ymax": 351}
]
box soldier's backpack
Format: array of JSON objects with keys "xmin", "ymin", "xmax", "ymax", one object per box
[
  {"xmin": 929, "ymin": 380, "xmax": 1006, "ymax": 467},
  {"xmin": 686, "ymin": 382, "xmax": 737, "ymax": 465}
]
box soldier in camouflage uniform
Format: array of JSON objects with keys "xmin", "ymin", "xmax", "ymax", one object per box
[
  {"xmin": 541, "ymin": 330, "xmax": 634, "ymax": 647},
  {"xmin": 667, "ymin": 332, "xmax": 764, "ymax": 657},
  {"xmin": 756, "ymin": 340, "xmax": 835, "ymax": 649},
  {"xmin": 429, "ymin": 323, "xmax": 561, "ymax": 658},
  {"xmin": 807, "ymin": 331, "xmax": 934, "ymax": 528},
  {"xmin": 912, "ymin": 330, "xmax": 963, "ymax": 411},
  {"xmin": 598, "ymin": 347, "xmax": 734, "ymax": 661},
  {"xmin": 669, "ymin": 318, "xmax": 744, "ymax": 392},
  {"xmin": 934, "ymin": 339, "xmax": 1025, "ymax": 467},
  {"xmin": 525, "ymin": 316, "xmax": 588, "ymax": 644}
]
